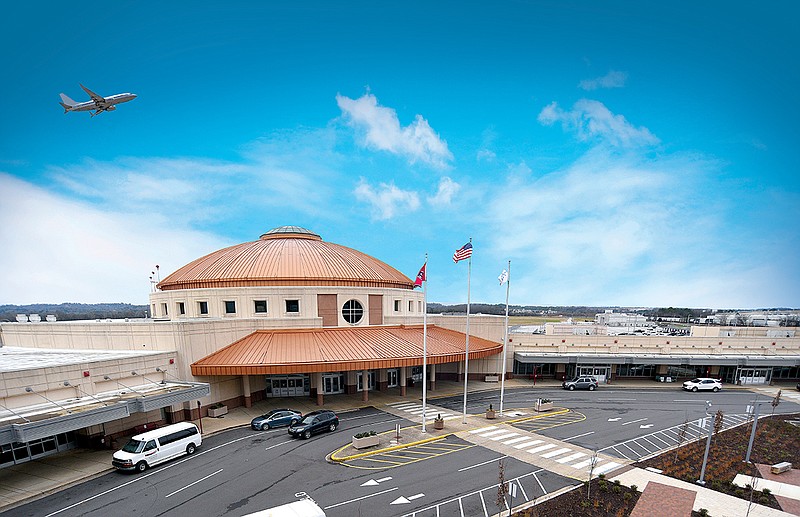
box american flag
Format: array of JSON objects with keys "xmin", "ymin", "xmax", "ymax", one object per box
[{"xmin": 452, "ymin": 242, "xmax": 473, "ymax": 263}]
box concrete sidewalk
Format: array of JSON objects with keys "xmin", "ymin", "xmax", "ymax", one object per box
[{"xmin": 0, "ymin": 379, "xmax": 794, "ymax": 514}]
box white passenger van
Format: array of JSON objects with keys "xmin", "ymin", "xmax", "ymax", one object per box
[{"xmin": 112, "ymin": 422, "xmax": 201, "ymax": 472}]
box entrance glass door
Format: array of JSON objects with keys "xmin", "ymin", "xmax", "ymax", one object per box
[
  {"xmin": 387, "ymin": 368, "xmax": 399, "ymax": 388},
  {"xmin": 357, "ymin": 371, "xmax": 376, "ymax": 391},
  {"xmin": 323, "ymin": 373, "xmax": 345, "ymax": 394}
]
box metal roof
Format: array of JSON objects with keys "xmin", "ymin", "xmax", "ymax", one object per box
[
  {"xmin": 191, "ymin": 325, "xmax": 503, "ymax": 375},
  {"xmin": 0, "ymin": 381, "xmax": 209, "ymax": 446},
  {"xmin": 157, "ymin": 227, "xmax": 414, "ymax": 291},
  {"xmin": 514, "ymin": 351, "xmax": 800, "ymax": 366}
]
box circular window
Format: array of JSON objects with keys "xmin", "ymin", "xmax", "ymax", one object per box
[{"xmin": 342, "ymin": 299, "xmax": 364, "ymax": 324}]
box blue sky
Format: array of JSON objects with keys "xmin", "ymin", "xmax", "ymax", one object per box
[{"xmin": 1, "ymin": 1, "xmax": 798, "ymax": 308}]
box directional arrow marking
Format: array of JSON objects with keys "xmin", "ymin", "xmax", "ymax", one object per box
[
  {"xmin": 608, "ymin": 418, "xmax": 621, "ymax": 422},
  {"xmin": 390, "ymin": 494, "xmax": 424, "ymax": 505},
  {"xmin": 361, "ymin": 476, "xmax": 392, "ymax": 486}
]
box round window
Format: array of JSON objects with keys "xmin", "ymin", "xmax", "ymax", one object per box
[{"xmin": 342, "ymin": 299, "xmax": 364, "ymax": 324}]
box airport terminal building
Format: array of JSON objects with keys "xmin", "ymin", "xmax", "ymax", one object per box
[{"xmin": 1, "ymin": 225, "xmax": 798, "ymax": 468}]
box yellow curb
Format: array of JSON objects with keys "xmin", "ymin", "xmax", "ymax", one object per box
[
  {"xmin": 331, "ymin": 434, "xmax": 447, "ymax": 461},
  {"xmin": 330, "ymin": 407, "xmax": 571, "ymax": 462}
]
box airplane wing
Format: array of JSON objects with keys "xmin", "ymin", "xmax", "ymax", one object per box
[{"xmin": 80, "ymin": 84, "xmax": 105, "ymax": 105}]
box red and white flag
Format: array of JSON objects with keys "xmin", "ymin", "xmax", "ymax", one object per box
[
  {"xmin": 414, "ymin": 263, "xmax": 426, "ymax": 288},
  {"xmin": 453, "ymin": 242, "xmax": 473, "ymax": 263}
]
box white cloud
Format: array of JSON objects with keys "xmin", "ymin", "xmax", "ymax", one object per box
[
  {"xmin": 538, "ymin": 99, "xmax": 659, "ymax": 148},
  {"xmin": 0, "ymin": 173, "xmax": 229, "ymax": 304},
  {"xmin": 476, "ymin": 149, "xmax": 496, "ymax": 161},
  {"xmin": 354, "ymin": 179, "xmax": 420, "ymax": 220},
  {"xmin": 579, "ymin": 70, "xmax": 628, "ymax": 91},
  {"xmin": 427, "ymin": 177, "xmax": 460, "ymax": 206},
  {"xmin": 336, "ymin": 92, "xmax": 453, "ymax": 168}
]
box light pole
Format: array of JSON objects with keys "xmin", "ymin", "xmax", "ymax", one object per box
[{"xmin": 696, "ymin": 400, "xmax": 713, "ymax": 486}]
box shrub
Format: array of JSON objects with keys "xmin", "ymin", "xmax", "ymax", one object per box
[
  {"xmin": 353, "ymin": 431, "xmax": 377, "ymax": 439},
  {"xmin": 698, "ymin": 509, "xmax": 709, "ymax": 517},
  {"xmin": 612, "ymin": 485, "xmax": 622, "ymax": 493},
  {"xmin": 630, "ymin": 484, "xmax": 638, "ymax": 493},
  {"xmin": 579, "ymin": 500, "xmax": 590, "ymax": 509},
  {"xmin": 623, "ymin": 492, "xmax": 632, "ymax": 502}
]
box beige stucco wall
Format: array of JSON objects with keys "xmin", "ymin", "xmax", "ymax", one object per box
[{"xmin": 148, "ymin": 285, "xmax": 424, "ymax": 325}]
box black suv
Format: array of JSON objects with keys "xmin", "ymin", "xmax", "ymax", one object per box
[
  {"xmin": 562, "ymin": 376, "xmax": 599, "ymax": 391},
  {"xmin": 288, "ymin": 410, "xmax": 339, "ymax": 439}
]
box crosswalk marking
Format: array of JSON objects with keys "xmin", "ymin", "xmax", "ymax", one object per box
[
  {"xmin": 513, "ymin": 439, "xmax": 543, "ymax": 449},
  {"xmin": 478, "ymin": 429, "xmax": 515, "ymax": 438},
  {"xmin": 594, "ymin": 461, "xmax": 621, "ymax": 474},
  {"xmin": 571, "ymin": 458, "xmax": 596, "ymax": 469},
  {"xmin": 541, "ymin": 447, "xmax": 572, "ymax": 459},
  {"xmin": 470, "ymin": 426, "xmax": 497, "ymax": 434},
  {"xmin": 503, "ymin": 437, "xmax": 532, "ymax": 446},
  {"xmin": 527, "ymin": 444, "xmax": 556, "ymax": 454},
  {"xmin": 555, "ymin": 452, "xmax": 586, "ymax": 464},
  {"xmin": 490, "ymin": 432, "xmax": 520, "ymax": 441}
]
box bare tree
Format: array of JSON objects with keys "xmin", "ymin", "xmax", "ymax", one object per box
[
  {"xmin": 675, "ymin": 419, "xmax": 689, "ymax": 462},
  {"xmin": 497, "ymin": 458, "xmax": 509, "ymax": 512},
  {"xmin": 771, "ymin": 390, "xmax": 782, "ymax": 415},
  {"xmin": 713, "ymin": 410, "xmax": 725, "ymax": 436}
]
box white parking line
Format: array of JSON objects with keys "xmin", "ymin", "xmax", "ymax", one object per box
[
  {"xmin": 594, "ymin": 462, "xmax": 622, "ymax": 474},
  {"xmin": 477, "ymin": 429, "xmax": 514, "ymax": 438}
]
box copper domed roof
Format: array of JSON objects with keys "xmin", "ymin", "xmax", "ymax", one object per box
[{"xmin": 157, "ymin": 226, "xmax": 414, "ymax": 291}]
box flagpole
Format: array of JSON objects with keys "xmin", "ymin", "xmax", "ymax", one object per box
[
  {"xmin": 422, "ymin": 254, "xmax": 428, "ymax": 433},
  {"xmin": 462, "ymin": 238, "xmax": 472, "ymax": 424},
  {"xmin": 500, "ymin": 260, "xmax": 511, "ymax": 416}
]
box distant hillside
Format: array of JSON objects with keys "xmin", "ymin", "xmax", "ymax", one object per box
[{"xmin": 0, "ymin": 303, "xmax": 148, "ymax": 322}]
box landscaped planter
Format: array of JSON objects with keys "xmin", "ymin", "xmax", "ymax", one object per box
[
  {"xmin": 208, "ymin": 405, "xmax": 228, "ymax": 417},
  {"xmin": 534, "ymin": 400, "xmax": 553, "ymax": 412},
  {"xmin": 352, "ymin": 434, "xmax": 380, "ymax": 449},
  {"xmin": 433, "ymin": 419, "xmax": 445, "ymax": 430},
  {"xmin": 486, "ymin": 409, "xmax": 497, "ymax": 419}
]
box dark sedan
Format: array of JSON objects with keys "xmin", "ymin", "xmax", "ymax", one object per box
[
  {"xmin": 288, "ymin": 410, "xmax": 339, "ymax": 439},
  {"xmin": 250, "ymin": 409, "xmax": 302, "ymax": 430}
]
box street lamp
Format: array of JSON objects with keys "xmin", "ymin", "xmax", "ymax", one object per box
[{"xmin": 696, "ymin": 400, "xmax": 713, "ymax": 486}]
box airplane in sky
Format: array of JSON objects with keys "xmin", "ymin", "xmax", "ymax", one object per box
[{"xmin": 59, "ymin": 84, "xmax": 137, "ymax": 117}]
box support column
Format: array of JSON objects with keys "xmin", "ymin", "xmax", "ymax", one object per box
[
  {"xmin": 315, "ymin": 372, "xmax": 324, "ymax": 406},
  {"xmin": 362, "ymin": 369, "xmax": 369, "ymax": 402},
  {"xmin": 400, "ymin": 366, "xmax": 407, "ymax": 396},
  {"xmin": 242, "ymin": 375, "xmax": 252, "ymax": 408},
  {"xmin": 430, "ymin": 363, "xmax": 436, "ymax": 391}
]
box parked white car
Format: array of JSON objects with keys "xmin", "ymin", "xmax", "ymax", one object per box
[{"xmin": 682, "ymin": 378, "xmax": 722, "ymax": 392}]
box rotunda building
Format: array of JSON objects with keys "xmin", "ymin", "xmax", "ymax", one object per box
[{"xmin": 149, "ymin": 226, "xmax": 504, "ymax": 409}]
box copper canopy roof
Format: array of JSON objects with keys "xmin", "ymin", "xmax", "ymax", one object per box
[
  {"xmin": 157, "ymin": 226, "xmax": 414, "ymax": 290},
  {"xmin": 191, "ymin": 325, "xmax": 503, "ymax": 376}
]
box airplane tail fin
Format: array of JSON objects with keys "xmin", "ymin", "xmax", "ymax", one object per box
[{"xmin": 59, "ymin": 93, "xmax": 76, "ymax": 112}]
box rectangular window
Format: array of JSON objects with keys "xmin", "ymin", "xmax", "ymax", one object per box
[
  {"xmin": 161, "ymin": 303, "xmax": 168, "ymax": 316},
  {"xmin": 151, "ymin": 304, "xmax": 155, "ymax": 318},
  {"xmin": 408, "ymin": 300, "xmax": 413, "ymax": 312},
  {"xmin": 285, "ymin": 299, "xmax": 299, "ymax": 313},
  {"xmin": 394, "ymin": 300, "xmax": 401, "ymax": 312},
  {"xmin": 224, "ymin": 300, "xmax": 236, "ymax": 314},
  {"xmin": 418, "ymin": 301, "xmax": 423, "ymax": 312},
  {"xmin": 177, "ymin": 302, "xmax": 185, "ymax": 315},
  {"xmin": 254, "ymin": 300, "xmax": 268, "ymax": 313},
  {"xmin": 198, "ymin": 301, "xmax": 208, "ymax": 315}
]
